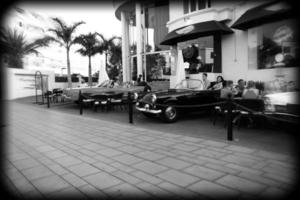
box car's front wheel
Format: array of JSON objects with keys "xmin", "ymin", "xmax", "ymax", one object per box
[{"xmin": 160, "ymin": 106, "xmax": 178, "ymax": 123}]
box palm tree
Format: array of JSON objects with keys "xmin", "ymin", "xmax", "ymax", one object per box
[
  {"xmin": 73, "ymin": 32, "xmax": 101, "ymax": 86},
  {"xmin": 0, "ymin": 28, "xmax": 53, "ymax": 68},
  {"xmin": 48, "ymin": 17, "xmax": 85, "ymax": 88},
  {"xmin": 95, "ymin": 34, "xmax": 121, "ymax": 79}
]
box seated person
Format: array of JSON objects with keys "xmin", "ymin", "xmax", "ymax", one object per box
[
  {"xmin": 210, "ymin": 75, "xmax": 224, "ymax": 90},
  {"xmin": 235, "ymin": 79, "xmax": 245, "ymax": 97},
  {"xmin": 220, "ymin": 80, "xmax": 238, "ymax": 99},
  {"xmin": 242, "ymin": 80, "xmax": 259, "ymax": 99},
  {"xmin": 202, "ymin": 73, "xmax": 211, "ymax": 90}
]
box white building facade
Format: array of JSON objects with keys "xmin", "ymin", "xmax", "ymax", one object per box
[{"xmin": 114, "ymin": 0, "xmax": 299, "ymax": 90}]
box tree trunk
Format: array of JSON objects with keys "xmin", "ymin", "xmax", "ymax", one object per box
[
  {"xmin": 105, "ymin": 51, "xmax": 109, "ymax": 79},
  {"xmin": 66, "ymin": 47, "xmax": 72, "ymax": 88},
  {"xmin": 88, "ymin": 56, "xmax": 92, "ymax": 86}
]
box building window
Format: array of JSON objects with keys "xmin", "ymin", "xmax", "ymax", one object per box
[
  {"xmin": 178, "ymin": 35, "xmax": 221, "ymax": 74},
  {"xmin": 183, "ymin": 0, "xmax": 211, "ymax": 14},
  {"xmin": 248, "ymin": 19, "xmax": 299, "ymax": 70}
]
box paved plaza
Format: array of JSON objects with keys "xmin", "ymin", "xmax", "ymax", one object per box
[{"xmin": 2, "ymin": 100, "xmax": 298, "ymax": 199}]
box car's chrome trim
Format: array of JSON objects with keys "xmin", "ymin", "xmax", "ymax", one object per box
[{"xmin": 136, "ymin": 106, "xmax": 162, "ymax": 114}]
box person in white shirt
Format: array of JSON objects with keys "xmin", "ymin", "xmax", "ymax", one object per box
[
  {"xmin": 242, "ymin": 80, "xmax": 259, "ymax": 99},
  {"xmin": 202, "ymin": 73, "xmax": 211, "ymax": 90}
]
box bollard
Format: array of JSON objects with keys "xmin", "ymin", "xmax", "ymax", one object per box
[
  {"xmin": 128, "ymin": 92, "xmax": 133, "ymax": 124},
  {"xmin": 47, "ymin": 91, "xmax": 50, "ymax": 108},
  {"xmin": 79, "ymin": 90, "xmax": 83, "ymax": 115},
  {"xmin": 226, "ymin": 96, "xmax": 233, "ymax": 141}
]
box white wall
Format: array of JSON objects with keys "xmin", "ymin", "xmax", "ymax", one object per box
[
  {"xmin": 4, "ymin": 68, "xmax": 83, "ymax": 100},
  {"xmin": 168, "ymin": 0, "xmax": 184, "ymax": 21}
]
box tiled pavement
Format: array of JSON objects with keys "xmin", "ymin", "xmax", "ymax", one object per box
[{"xmin": 2, "ymin": 101, "xmax": 298, "ymax": 199}]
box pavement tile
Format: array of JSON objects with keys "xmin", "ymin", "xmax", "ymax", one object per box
[
  {"xmin": 216, "ymin": 174, "xmax": 267, "ymax": 195},
  {"xmin": 204, "ymin": 163, "xmax": 240, "ymax": 175},
  {"xmin": 47, "ymin": 164, "xmax": 69, "ymax": 176},
  {"xmin": 224, "ymin": 145, "xmax": 256, "ymax": 154},
  {"xmin": 92, "ymin": 161, "xmax": 118, "ymax": 173},
  {"xmin": 135, "ymin": 181, "xmax": 175, "ymax": 198},
  {"xmin": 132, "ymin": 160, "xmax": 168, "ymax": 175},
  {"xmin": 45, "ymin": 186, "xmax": 88, "ymax": 199},
  {"xmin": 157, "ymin": 181, "xmax": 199, "ymax": 199},
  {"xmin": 254, "ymin": 150, "xmax": 291, "ymax": 161},
  {"xmin": 152, "ymin": 139, "xmax": 177, "ymax": 146},
  {"xmin": 12, "ymin": 157, "xmax": 41, "ymax": 171},
  {"xmin": 183, "ymin": 165, "xmax": 225, "ymax": 180},
  {"xmin": 77, "ymin": 184, "xmax": 109, "ymax": 199},
  {"xmin": 96, "ymin": 147, "xmax": 124, "ymax": 157},
  {"xmin": 225, "ymin": 163, "xmax": 263, "ymax": 175},
  {"xmin": 117, "ymin": 145, "xmax": 143, "ymax": 154},
  {"xmin": 112, "ymin": 170, "xmax": 143, "ymax": 184},
  {"xmin": 31, "ymin": 174, "xmax": 71, "ymax": 194},
  {"xmin": 187, "ymin": 180, "xmax": 240, "ymax": 198},
  {"xmin": 5, "ymin": 167, "xmax": 25, "ymax": 181},
  {"xmin": 135, "ymin": 150, "xmax": 166, "ymax": 161},
  {"xmin": 54, "ymin": 155, "xmax": 83, "ymax": 167},
  {"xmin": 104, "ymin": 182, "xmax": 152, "ymax": 199},
  {"xmin": 110, "ymin": 162, "xmax": 136, "ymax": 173},
  {"xmin": 156, "ymin": 169, "xmax": 199, "ymax": 187},
  {"xmin": 262, "ymin": 172, "xmax": 294, "ymax": 184},
  {"xmin": 20, "ymin": 165, "xmax": 55, "ymax": 181},
  {"xmin": 61, "ymin": 173, "xmax": 89, "ymax": 188},
  {"xmin": 155, "ymin": 157, "xmax": 192, "ymax": 170},
  {"xmin": 238, "ymin": 172, "xmax": 282, "ymax": 187},
  {"xmin": 67, "ymin": 163, "xmax": 101, "ymax": 177},
  {"xmin": 131, "ymin": 171, "xmax": 164, "ymax": 185},
  {"xmin": 221, "ymin": 154, "xmax": 258, "ymax": 167},
  {"xmin": 201, "ymin": 140, "xmax": 228, "ymax": 148},
  {"xmin": 171, "ymin": 143, "xmax": 200, "ymax": 152},
  {"xmin": 10, "ymin": 176, "xmax": 37, "ymax": 194},
  {"xmin": 83, "ymin": 172, "xmax": 123, "ymax": 190},
  {"xmin": 112, "ymin": 154, "xmax": 143, "ymax": 165},
  {"xmin": 260, "ymin": 186, "xmax": 286, "ymax": 198},
  {"xmin": 192, "ymin": 148, "xmax": 226, "ymax": 159}
]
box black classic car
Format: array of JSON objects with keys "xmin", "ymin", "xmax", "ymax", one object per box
[{"xmin": 136, "ymin": 79, "xmax": 221, "ymax": 122}]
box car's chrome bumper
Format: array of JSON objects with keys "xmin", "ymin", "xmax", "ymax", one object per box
[{"xmin": 136, "ymin": 106, "xmax": 162, "ymax": 114}]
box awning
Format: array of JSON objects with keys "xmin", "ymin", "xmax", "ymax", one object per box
[
  {"xmin": 231, "ymin": 1, "xmax": 293, "ymax": 30},
  {"xmin": 160, "ymin": 20, "xmax": 233, "ymax": 45}
]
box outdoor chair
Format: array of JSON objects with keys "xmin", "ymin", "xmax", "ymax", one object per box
[
  {"xmin": 80, "ymin": 93, "xmax": 95, "ymax": 108},
  {"xmin": 90, "ymin": 94, "xmax": 109, "ymax": 112},
  {"xmin": 232, "ymin": 98, "xmax": 265, "ymax": 129},
  {"xmin": 52, "ymin": 88, "xmax": 63, "ymax": 103},
  {"xmin": 212, "ymin": 98, "xmax": 239, "ymax": 127},
  {"xmin": 109, "ymin": 93, "xmax": 124, "ymax": 111},
  {"xmin": 44, "ymin": 91, "xmax": 55, "ymax": 103}
]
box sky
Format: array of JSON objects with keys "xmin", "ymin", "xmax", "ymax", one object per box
[{"xmin": 5, "ymin": 1, "xmax": 122, "ymax": 76}]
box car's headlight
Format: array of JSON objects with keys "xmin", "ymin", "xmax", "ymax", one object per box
[
  {"xmin": 151, "ymin": 94, "xmax": 157, "ymax": 103},
  {"xmin": 133, "ymin": 92, "xmax": 139, "ymax": 100}
]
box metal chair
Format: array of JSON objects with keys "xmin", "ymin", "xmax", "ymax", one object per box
[{"xmin": 232, "ymin": 98, "xmax": 265, "ymax": 129}]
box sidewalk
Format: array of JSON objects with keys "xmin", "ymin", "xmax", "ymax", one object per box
[{"xmin": 3, "ymin": 101, "xmax": 297, "ymax": 199}]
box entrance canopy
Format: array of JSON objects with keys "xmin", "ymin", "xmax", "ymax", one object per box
[
  {"xmin": 160, "ymin": 20, "xmax": 233, "ymax": 45},
  {"xmin": 231, "ymin": 1, "xmax": 293, "ymax": 30}
]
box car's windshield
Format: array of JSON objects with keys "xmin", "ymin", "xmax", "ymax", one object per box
[
  {"xmin": 97, "ymin": 80, "xmax": 112, "ymax": 88},
  {"xmin": 175, "ymin": 79, "xmax": 203, "ymax": 90}
]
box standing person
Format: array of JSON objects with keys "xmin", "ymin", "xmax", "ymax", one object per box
[
  {"xmin": 242, "ymin": 80, "xmax": 259, "ymax": 99},
  {"xmin": 137, "ymin": 74, "xmax": 143, "ymax": 83},
  {"xmin": 220, "ymin": 80, "xmax": 238, "ymax": 99},
  {"xmin": 202, "ymin": 73, "xmax": 211, "ymax": 90},
  {"xmin": 235, "ymin": 79, "xmax": 245, "ymax": 97},
  {"xmin": 211, "ymin": 75, "xmax": 224, "ymax": 90}
]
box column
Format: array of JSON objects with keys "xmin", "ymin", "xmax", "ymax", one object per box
[
  {"xmin": 135, "ymin": 1, "xmax": 143, "ymax": 80},
  {"xmin": 121, "ymin": 11, "xmax": 130, "ymax": 82}
]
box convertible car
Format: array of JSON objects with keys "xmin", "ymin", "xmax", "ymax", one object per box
[
  {"xmin": 63, "ymin": 80, "xmax": 148, "ymax": 103},
  {"xmin": 136, "ymin": 79, "xmax": 221, "ymax": 122}
]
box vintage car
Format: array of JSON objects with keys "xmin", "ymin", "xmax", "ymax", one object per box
[
  {"xmin": 136, "ymin": 79, "xmax": 221, "ymax": 122},
  {"xmin": 263, "ymin": 91, "xmax": 300, "ymax": 123},
  {"xmin": 63, "ymin": 80, "xmax": 148, "ymax": 103}
]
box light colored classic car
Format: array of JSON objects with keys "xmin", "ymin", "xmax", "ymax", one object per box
[{"xmin": 63, "ymin": 80, "xmax": 146, "ymax": 103}]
